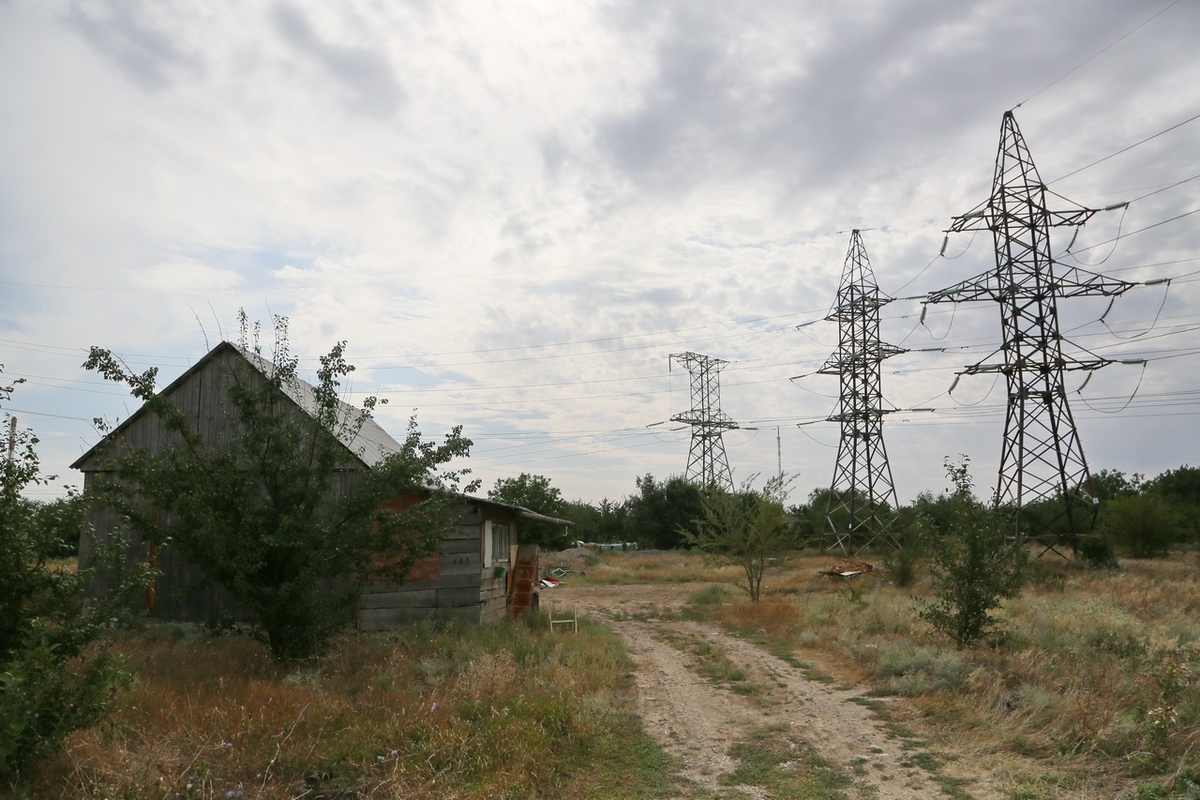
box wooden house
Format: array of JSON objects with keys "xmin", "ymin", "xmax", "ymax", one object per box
[{"xmin": 72, "ymin": 340, "xmax": 570, "ymax": 627}]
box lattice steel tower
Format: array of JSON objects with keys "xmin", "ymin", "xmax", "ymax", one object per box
[
  {"xmin": 926, "ymin": 111, "xmax": 1134, "ymax": 550},
  {"xmin": 818, "ymin": 230, "xmax": 904, "ymax": 553},
  {"xmin": 670, "ymin": 352, "xmax": 738, "ymax": 490}
]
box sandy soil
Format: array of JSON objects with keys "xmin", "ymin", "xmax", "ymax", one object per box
[{"xmin": 550, "ymin": 582, "xmax": 1006, "ymax": 800}]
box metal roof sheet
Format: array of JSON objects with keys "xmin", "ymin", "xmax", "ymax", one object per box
[
  {"xmin": 238, "ymin": 347, "xmax": 402, "ymax": 467},
  {"xmin": 73, "ymin": 341, "xmax": 403, "ymax": 470}
]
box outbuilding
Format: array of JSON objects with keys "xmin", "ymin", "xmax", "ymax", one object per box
[{"xmin": 72, "ymin": 340, "xmax": 569, "ymax": 627}]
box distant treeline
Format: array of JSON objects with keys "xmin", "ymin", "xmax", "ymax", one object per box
[{"xmin": 557, "ymin": 465, "xmax": 1200, "ymax": 557}]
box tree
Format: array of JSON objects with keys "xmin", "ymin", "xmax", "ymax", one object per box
[
  {"xmin": 84, "ymin": 318, "xmax": 476, "ymax": 659},
  {"xmin": 624, "ymin": 474, "xmax": 704, "ymax": 550},
  {"xmin": 920, "ymin": 456, "xmax": 1027, "ymax": 648},
  {"xmin": 488, "ymin": 473, "xmax": 570, "ymax": 549},
  {"xmin": 1, "ymin": 368, "xmax": 148, "ymax": 779},
  {"xmin": 1145, "ymin": 465, "xmax": 1200, "ymax": 544},
  {"xmin": 682, "ymin": 475, "xmax": 794, "ymax": 601},
  {"xmin": 1105, "ymin": 493, "xmax": 1179, "ymax": 558},
  {"xmin": 788, "ymin": 487, "xmax": 831, "ymax": 548},
  {"xmin": 560, "ymin": 498, "xmax": 626, "ymax": 545},
  {"xmin": 1087, "ymin": 468, "xmax": 1143, "ymax": 501}
]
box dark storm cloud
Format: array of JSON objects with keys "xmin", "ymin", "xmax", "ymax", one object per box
[
  {"xmin": 65, "ymin": 0, "xmax": 200, "ymax": 90},
  {"xmin": 272, "ymin": 3, "xmax": 404, "ymax": 120}
]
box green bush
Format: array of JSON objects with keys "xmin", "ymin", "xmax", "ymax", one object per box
[
  {"xmin": 919, "ymin": 456, "xmax": 1027, "ymax": 648},
  {"xmin": 1078, "ymin": 533, "xmax": 1119, "ymax": 568},
  {"xmin": 884, "ymin": 520, "xmax": 925, "ymax": 587},
  {"xmin": 688, "ymin": 584, "xmax": 735, "ymax": 606},
  {"xmin": 875, "ymin": 643, "xmax": 967, "ymax": 694},
  {"xmin": 1, "ymin": 368, "xmax": 148, "ymax": 780},
  {"xmin": 1106, "ymin": 494, "xmax": 1179, "ymax": 558}
]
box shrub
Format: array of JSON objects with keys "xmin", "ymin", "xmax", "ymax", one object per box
[
  {"xmin": 1077, "ymin": 533, "xmax": 1118, "ymax": 568},
  {"xmin": 688, "ymin": 584, "xmax": 735, "ymax": 606},
  {"xmin": 875, "ymin": 643, "xmax": 967, "ymax": 695},
  {"xmin": 884, "ymin": 520, "xmax": 925, "ymax": 587},
  {"xmin": 1, "ymin": 369, "xmax": 149, "ymax": 780},
  {"xmin": 1105, "ymin": 494, "xmax": 1179, "ymax": 558},
  {"xmin": 919, "ymin": 456, "xmax": 1027, "ymax": 648}
]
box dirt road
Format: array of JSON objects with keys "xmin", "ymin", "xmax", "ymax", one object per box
[{"xmin": 552, "ymin": 582, "xmax": 1003, "ymax": 799}]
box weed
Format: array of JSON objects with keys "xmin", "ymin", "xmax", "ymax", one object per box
[
  {"xmin": 688, "ymin": 584, "xmax": 735, "ymax": 606},
  {"xmin": 13, "ymin": 618, "xmax": 681, "ymax": 799},
  {"xmin": 721, "ymin": 727, "xmax": 853, "ymax": 798}
]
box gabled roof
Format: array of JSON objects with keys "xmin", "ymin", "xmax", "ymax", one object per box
[
  {"xmin": 72, "ymin": 341, "xmax": 402, "ymax": 470},
  {"xmin": 70, "ymin": 342, "xmax": 575, "ymax": 528},
  {"xmin": 235, "ymin": 344, "xmax": 402, "ymax": 468}
]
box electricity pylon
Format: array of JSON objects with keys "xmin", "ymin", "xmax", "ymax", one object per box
[
  {"xmin": 817, "ymin": 230, "xmax": 904, "ymax": 554},
  {"xmin": 670, "ymin": 352, "xmax": 738, "ymax": 490},
  {"xmin": 925, "ymin": 110, "xmax": 1135, "ymax": 551}
]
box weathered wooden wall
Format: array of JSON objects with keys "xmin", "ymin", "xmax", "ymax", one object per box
[
  {"xmin": 358, "ymin": 503, "xmax": 519, "ymax": 629},
  {"xmin": 76, "ymin": 348, "xmax": 361, "ymax": 623},
  {"xmin": 75, "ymin": 344, "xmax": 519, "ymax": 630},
  {"xmin": 78, "ymin": 474, "xmax": 238, "ymax": 624}
]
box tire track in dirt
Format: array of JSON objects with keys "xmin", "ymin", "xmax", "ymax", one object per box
[{"xmin": 555, "ymin": 583, "xmax": 1003, "ymax": 800}]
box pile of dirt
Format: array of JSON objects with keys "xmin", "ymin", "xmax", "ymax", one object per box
[
  {"xmin": 541, "ymin": 547, "xmax": 599, "ymax": 576},
  {"xmin": 550, "ymin": 546, "xmax": 595, "ymax": 561}
]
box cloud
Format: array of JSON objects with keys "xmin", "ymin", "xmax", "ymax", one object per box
[
  {"xmin": 65, "ymin": 0, "xmax": 201, "ymax": 90},
  {"xmin": 2, "ymin": 0, "xmax": 1199, "ymax": 506},
  {"xmin": 133, "ymin": 260, "xmax": 245, "ymax": 291},
  {"xmin": 271, "ymin": 2, "xmax": 404, "ymax": 120}
]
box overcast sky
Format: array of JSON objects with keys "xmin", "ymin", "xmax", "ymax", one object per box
[{"xmin": 2, "ymin": 0, "xmax": 1198, "ymax": 508}]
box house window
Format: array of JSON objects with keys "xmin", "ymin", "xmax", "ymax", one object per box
[{"xmin": 491, "ymin": 524, "xmax": 511, "ymax": 564}]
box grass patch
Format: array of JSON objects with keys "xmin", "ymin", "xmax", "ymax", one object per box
[
  {"xmin": 653, "ymin": 548, "xmax": 1200, "ymax": 795},
  {"xmin": 11, "ymin": 615, "xmax": 683, "ymax": 799},
  {"xmin": 568, "ymin": 552, "xmax": 743, "ymax": 586},
  {"xmin": 687, "ymin": 584, "xmax": 736, "ymax": 606},
  {"xmin": 720, "ymin": 727, "xmax": 854, "ymax": 799},
  {"xmin": 655, "ymin": 630, "xmax": 767, "ymax": 702}
]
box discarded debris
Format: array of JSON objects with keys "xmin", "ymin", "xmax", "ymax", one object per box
[{"xmin": 820, "ymin": 560, "xmax": 876, "ymax": 579}]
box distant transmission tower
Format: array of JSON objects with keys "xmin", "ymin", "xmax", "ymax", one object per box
[
  {"xmin": 670, "ymin": 352, "xmax": 738, "ymax": 490},
  {"xmin": 926, "ymin": 110, "xmax": 1135, "ymax": 552},
  {"xmin": 818, "ymin": 230, "xmax": 904, "ymax": 554}
]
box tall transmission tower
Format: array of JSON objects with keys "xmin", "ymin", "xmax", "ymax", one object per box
[
  {"xmin": 925, "ymin": 110, "xmax": 1135, "ymax": 551},
  {"xmin": 818, "ymin": 230, "xmax": 904, "ymax": 554},
  {"xmin": 670, "ymin": 352, "xmax": 738, "ymax": 490}
]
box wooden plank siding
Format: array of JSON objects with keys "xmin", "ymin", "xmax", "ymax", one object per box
[
  {"xmin": 72, "ymin": 342, "xmax": 550, "ymax": 631},
  {"xmin": 356, "ymin": 509, "xmax": 498, "ymax": 629}
]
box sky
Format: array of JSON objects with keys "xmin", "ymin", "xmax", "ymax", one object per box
[{"xmin": 2, "ymin": 0, "xmax": 1199, "ymax": 508}]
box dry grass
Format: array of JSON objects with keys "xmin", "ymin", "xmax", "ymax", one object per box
[
  {"xmin": 568, "ymin": 550, "xmax": 745, "ymax": 587},
  {"xmin": 676, "ymin": 548, "xmax": 1200, "ymax": 797},
  {"xmin": 14, "ymin": 616, "xmax": 678, "ymax": 800},
  {"xmin": 18, "ymin": 548, "xmax": 1200, "ymax": 798}
]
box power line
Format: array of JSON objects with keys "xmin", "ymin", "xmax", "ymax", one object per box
[
  {"xmin": 1067, "ymin": 207, "xmax": 1200, "ymax": 255},
  {"xmin": 1049, "ymin": 109, "xmax": 1200, "ymax": 184},
  {"xmin": 1016, "ymin": 0, "xmax": 1183, "ymax": 108}
]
